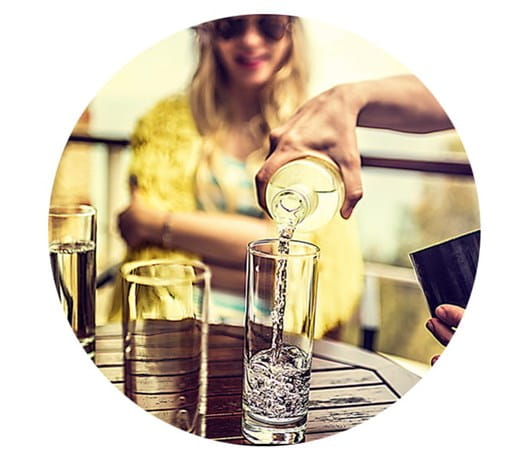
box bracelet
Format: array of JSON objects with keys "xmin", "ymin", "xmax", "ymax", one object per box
[{"xmin": 161, "ymin": 213, "xmax": 173, "ymax": 248}]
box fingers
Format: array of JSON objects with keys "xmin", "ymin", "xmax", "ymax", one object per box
[
  {"xmin": 117, "ymin": 206, "xmax": 140, "ymax": 248},
  {"xmin": 435, "ymin": 304, "xmax": 464, "ymax": 328},
  {"xmin": 426, "ymin": 317, "xmax": 455, "ymax": 347},
  {"xmin": 268, "ymin": 128, "xmax": 283, "ymax": 158},
  {"xmin": 338, "ymin": 163, "xmax": 363, "ymax": 219},
  {"xmin": 332, "ymin": 140, "xmax": 363, "ymax": 218},
  {"xmin": 117, "ymin": 212, "xmax": 130, "ymax": 242},
  {"xmin": 255, "ymin": 163, "xmax": 273, "ymax": 215},
  {"xmin": 426, "ymin": 305, "xmax": 464, "ymax": 348},
  {"xmin": 329, "ymin": 126, "xmax": 362, "ymax": 219},
  {"xmin": 117, "ymin": 214, "xmax": 129, "ymax": 245}
]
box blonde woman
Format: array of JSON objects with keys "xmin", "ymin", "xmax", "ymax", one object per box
[{"xmin": 115, "ymin": 14, "xmax": 364, "ymax": 338}]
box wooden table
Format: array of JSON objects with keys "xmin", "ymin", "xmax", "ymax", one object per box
[{"xmin": 96, "ymin": 322, "xmax": 420, "ymax": 444}]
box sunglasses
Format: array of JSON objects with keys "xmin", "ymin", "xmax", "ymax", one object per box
[{"xmin": 213, "ymin": 16, "xmax": 292, "ymax": 41}]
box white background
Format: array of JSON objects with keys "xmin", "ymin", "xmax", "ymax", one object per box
[{"xmin": 2, "ymin": 1, "xmax": 526, "ymax": 456}]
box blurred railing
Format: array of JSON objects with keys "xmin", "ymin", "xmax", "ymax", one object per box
[
  {"xmin": 68, "ymin": 132, "xmax": 473, "ymax": 264},
  {"xmin": 69, "ymin": 134, "xmax": 474, "ymax": 175},
  {"xmin": 67, "ymin": 134, "xmax": 475, "ymax": 353}
]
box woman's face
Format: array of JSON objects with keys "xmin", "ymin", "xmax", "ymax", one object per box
[{"xmin": 211, "ymin": 15, "xmax": 292, "ymax": 89}]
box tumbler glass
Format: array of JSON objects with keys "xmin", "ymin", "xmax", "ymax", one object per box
[
  {"xmin": 121, "ymin": 259, "xmax": 210, "ymax": 435},
  {"xmin": 48, "ymin": 204, "xmax": 97, "ymax": 359},
  {"xmin": 242, "ymin": 238, "xmax": 320, "ymax": 445}
]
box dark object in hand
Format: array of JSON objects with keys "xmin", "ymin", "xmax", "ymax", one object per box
[{"xmin": 410, "ymin": 229, "xmax": 480, "ymax": 316}]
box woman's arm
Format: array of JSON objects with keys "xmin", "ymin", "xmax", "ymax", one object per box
[
  {"xmin": 118, "ymin": 189, "xmax": 273, "ymax": 268},
  {"xmin": 161, "ymin": 211, "xmax": 272, "ymax": 268}
]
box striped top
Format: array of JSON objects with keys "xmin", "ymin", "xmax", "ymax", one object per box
[
  {"xmin": 198, "ymin": 155, "xmax": 264, "ymax": 324},
  {"xmin": 198, "ymin": 155, "xmax": 265, "ymax": 219}
]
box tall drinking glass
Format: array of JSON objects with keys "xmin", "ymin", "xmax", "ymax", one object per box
[
  {"xmin": 48, "ymin": 204, "xmax": 97, "ymax": 359},
  {"xmin": 242, "ymin": 239, "xmax": 320, "ymax": 445},
  {"xmin": 121, "ymin": 259, "xmax": 210, "ymax": 435}
]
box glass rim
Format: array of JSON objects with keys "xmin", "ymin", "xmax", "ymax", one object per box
[
  {"xmin": 248, "ymin": 238, "xmax": 320, "ymax": 259},
  {"xmin": 121, "ymin": 258, "xmax": 211, "ymax": 285},
  {"xmin": 49, "ymin": 204, "xmax": 96, "ymax": 217}
]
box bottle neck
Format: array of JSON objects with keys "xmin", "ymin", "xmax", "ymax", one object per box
[{"xmin": 270, "ymin": 184, "xmax": 316, "ymax": 229}]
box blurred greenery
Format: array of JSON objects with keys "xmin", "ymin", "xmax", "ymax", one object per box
[
  {"xmin": 333, "ymin": 279, "xmax": 445, "ymax": 365},
  {"xmin": 335, "ymin": 135, "xmax": 479, "ymax": 365}
]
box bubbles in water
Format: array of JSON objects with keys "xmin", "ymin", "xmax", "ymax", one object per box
[{"xmin": 245, "ymin": 344, "xmax": 311, "ymax": 423}]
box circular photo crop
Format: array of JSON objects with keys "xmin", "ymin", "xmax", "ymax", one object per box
[{"xmin": 48, "ymin": 13, "xmax": 480, "ymax": 446}]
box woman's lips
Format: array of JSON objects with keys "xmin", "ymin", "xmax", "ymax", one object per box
[{"xmin": 235, "ymin": 55, "xmax": 268, "ymax": 69}]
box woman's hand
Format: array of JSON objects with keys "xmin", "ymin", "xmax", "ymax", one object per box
[
  {"xmin": 425, "ymin": 304, "xmax": 465, "ymax": 365},
  {"xmin": 118, "ymin": 190, "xmax": 165, "ymax": 249}
]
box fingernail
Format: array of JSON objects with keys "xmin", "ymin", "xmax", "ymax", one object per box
[
  {"xmin": 431, "ymin": 355, "xmax": 440, "ymax": 365},
  {"xmin": 435, "ymin": 306, "xmax": 446, "ymax": 319},
  {"xmin": 340, "ymin": 204, "xmax": 352, "ymax": 219},
  {"xmin": 426, "ymin": 320, "xmax": 435, "ymax": 333}
]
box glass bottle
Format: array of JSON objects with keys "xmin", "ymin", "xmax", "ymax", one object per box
[{"xmin": 265, "ymin": 155, "xmax": 344, "ymax": 232}]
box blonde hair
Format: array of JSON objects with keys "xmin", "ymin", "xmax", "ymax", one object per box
[{"xmin": 189, "ymin": 16, "xmax": 309, "ymax": 212}]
